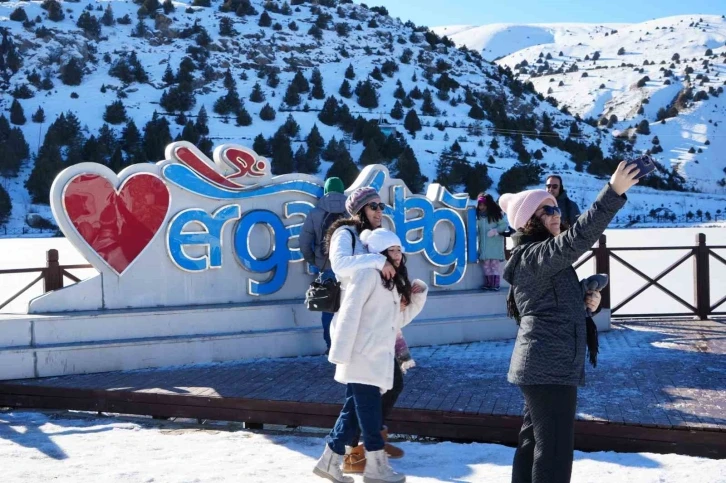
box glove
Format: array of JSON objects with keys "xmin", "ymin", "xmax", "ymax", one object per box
[{"xmin": 487, "ymin": 228, "xmax": 498, "ymax": 237}]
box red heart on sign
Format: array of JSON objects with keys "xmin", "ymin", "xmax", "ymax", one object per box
[{"xmin": 63, "ymin": 173, "xmax": 170, "ymax": 275}]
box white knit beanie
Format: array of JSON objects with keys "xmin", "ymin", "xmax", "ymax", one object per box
[
  {"xmin": 499, "ymin": 190, "xmax": 557, "ymax": 230},
  {"xmin": 360, "ymin": 228, "xmax": 405, "ymax": 254}
]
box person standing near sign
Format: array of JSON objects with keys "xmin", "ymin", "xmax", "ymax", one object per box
[
  {"xmin": 500, "ymin": 162, "xmax": 640, "ymax": 483},
  {"xmin": 545, "ymin": 175, "xmax": 581, "ymax": 229},
  {"xmin": 300, "ymin": 177, "xmax": 349, "ymax": 353},
  {"xmin": 324, "ymin": 187, "xmax": 408, "ymax": 471},
  {"xmin": 476, "ymin": 193, "xmax": 509, "ymax": 291},
  {"xmin": 314, "ymin": 227, "xmax": 427, "ymax": 483}
]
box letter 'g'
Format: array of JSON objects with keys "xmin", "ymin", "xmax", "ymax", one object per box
[
  {"xmin": 167, "ymin": 204, "xmax": 242, "ymax": 271},
  {"xmin": 233, "ymin": 210, "xmax": 290, "ymax": 296}
]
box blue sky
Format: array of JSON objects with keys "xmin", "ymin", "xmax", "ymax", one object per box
[{"xmin": 359, "ymin": 0, "xmax": 725, "ymax": 28}]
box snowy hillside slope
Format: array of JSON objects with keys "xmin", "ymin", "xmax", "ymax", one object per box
[
  {"xmin": 0, "ymin": 1, "xmax": 723, "ymax": 239},
  {"xmin": 489, "ymin": 15, "xmax": 726, "ymax": 195},
  {"xmin": 432, "ymin": 23, "xmax": 626, "ymax": 62}
]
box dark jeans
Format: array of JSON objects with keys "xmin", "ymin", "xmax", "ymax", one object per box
[
  {"xmin": 322, "ymin": 311, "xmax": 334, "ymax": 351},
  {"xmin": 326, "ymin": 383, "xmax": 385, "ymax": 455},
  {"xmin": 350, "ymin": 359, "xmax": 404, "ymax": 447},
  {"xmin": 320, "ymin": 269, "xmax": 335, "ymax": 351},
  {"xmin": 511, "ymin": 384, "xmax": 578, "ymax": 483}
]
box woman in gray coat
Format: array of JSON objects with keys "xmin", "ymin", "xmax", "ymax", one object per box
[{"xmin": 499, "ymin": 162, "xmax": 640, "ymax": 483}]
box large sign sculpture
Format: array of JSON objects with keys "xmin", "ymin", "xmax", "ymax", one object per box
[{"xmin": 37, "ymin": 141, "xmax": 481, "ymax": 313}]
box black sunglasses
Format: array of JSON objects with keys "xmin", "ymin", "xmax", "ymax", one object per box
[
  {"xmin": 545, "ymin": 184, "xmax": 560, "ymax": 189},
  {"xmin": 367, "ymin": 202, "xmax": 387, "ymax": 211},
  {"xmin": 540, "ymin": 205, "xmax": 561, "ymax": 216}
]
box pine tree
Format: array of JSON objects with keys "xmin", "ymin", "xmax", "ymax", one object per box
[
  {"xmin": 61, "ymin": 58, "xmax": 83, "ymax": 86},
  {"xmin": 9, "ymin": 100, "xmax": 26, "ymax": 125},
  {"xmin": 421, "ymin": 89, "xmax": 439, "ymax": 116},
  {"xmin": 339, "ymin": 79, "xmax": 352, "ymax": 98},
  {"xmin": 295, "ymin": 144, "xmax": 320, "ymax": 174},
  {"xmin": 282, "ymin": 114, "xmax": 301, "ymax": 137},
  {"xmin": 270, "ymin": 131, "xmax": 294, "ymax": 174},
  {"xmin": 393, "ymin": 82, "xmax": 406, "ymax": 99},
  {"xmin": 31, "ymin": 106, "xmax": 45, "ymax": 123},
  {"xmin": 0, "ymin": 184, "xmax": 12, "ymax": 225},
  {"xmin": 162, "ymin": 0, "xmax": 174, "ymax": 14},
  {"xmin": 311, "ymin": 80, "xmax": 325, "ymax": 100},
  {"xmin": 636, "ymin": 119, "xmax": 650, "ymax": 135},
  {"xmin": 250, "ymin": 82, "xmax": 266, "ymax": 102},
  {"xmin": 142, "ymin": 112, "xmax": 172, "ymax": 161},
  {"xmin": 326, "ymin": 144, "xmax": 359, "ymax": 187},
  {"xmin": 393, "ymin": 146, "xmax": 426, "ymax": 194},
  {"xmin": 220, "ymin": 16, "xmax": 236, "ymax": 36},
  {"xmin": 321, "ymin": 137, "xmax": 339, "ymax": 161},
  {"xmin": 162, "ymin": 64, "xmax": 175, "ymax": 85},
  {"xmin": 318, "ymin": 96, "xmax": 338, "ymax": 126},
  {"xmin": 266, "ymin": 70, "xmax": 280, "ymax": 88},
  {"xmin": 106, "ymin": 147, "xmax": 125, "ymax": 172},
  {"xmin": 259, "ymin": 103, "xmax": 276, "ymax": 121},
  {"xmin": 345, "ymin": 64, "xmax": 355, "ymax": 80},
  {"xmin": 284, "ymin": 83, "xmax": 301, "ymax": 106},
  {"xmin": 25, "ymin": 142, "xmax": 63, "ymax": 204},
  {"xmin": 390, "ymin": 101, "xmax": 404, "ymax": 120},
  {"xmin": 468, "ymin": 103, "xmax": 485, "ymax": 120},
  {"xmin": 121, "ymin": 119, "xmax": 141, "ymax": 152},
  {"xmin": 45, "ymin": 0, "xmax": 65, "ymax": 22},
  {"xmin": 356, "ymin": 80, "xmax": 378, "ymax": 109},
  {"xmin": 194, "ymin": 106, "xmax": 209, "ymax": 135},
  {"xmin": 236, "ymin": 106, "xmax": 252, "ymax": 126},
  {"xmin": 253, "ymin": 133, "xmax": 270, "ymax": 156},
  {"xmin": 259, "ymin": 11, "xmax": 272, "ymax": 27},
  {"xmin": 292, "ymin": 70, "xmax": 310, "ymax": 93},
  {"xmin": 359, "ymin": 139, "xmax": 381, "ymax": 165},
  {"xmin": 306, "ymin": 124, "xmax": 325, "ymax": 156},
  {"xmin": 294, "ymin": 145, "xmax": 308, "ymax": 172},
  {"xmin": 181, "ymin": 120, "xmax": 201, "ymax": 145},
  {"xmin": 103, "ymin": 100, "xmax": 127, "ymax": 124},
  {"xmin": 403, "ymin": 109, "xmax": 421, "ymax": 134},
  {"xmin": 100, "ymin": 4, "xmax": 115, "ymax": 25}
]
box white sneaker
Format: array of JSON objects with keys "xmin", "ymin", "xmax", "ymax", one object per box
[
  {"xmin": 313, "ymin": 444, "xmax": 354, "ymax": 483},
  {"xmin": 363, "ymin": 449, "xmax": 406, "ymax": 483}
]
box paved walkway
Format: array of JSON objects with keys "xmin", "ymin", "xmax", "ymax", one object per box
[{"xmin": 9, "ymin": 319, "xmax": 726, "ymax": 432}]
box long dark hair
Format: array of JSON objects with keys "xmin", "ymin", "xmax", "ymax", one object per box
[
  {"xmin": 324, "ymin": 209, "xmax": 377, "ymax": 253},
  {"xmin": 381, "ymin": 251, "xmax": 412, "ymax": 305},
  {"xmin": 483, "ymin": 194, "xmax": 503, "ymax": 223}
]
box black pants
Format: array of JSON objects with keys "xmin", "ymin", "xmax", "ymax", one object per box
[
  {"xmin": 511, "ymin": 384, "xmax": 578, "ymax": 483},
  {"xmin": 350, "ymin": 359, "xmax": 404, "ymax": 446}
]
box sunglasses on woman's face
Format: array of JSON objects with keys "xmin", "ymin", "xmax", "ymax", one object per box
[
  {"xmin": 540, "ymin": 205, "xmax": 561, "ymax": 216},
  {"xmin": 367, "ymin": 202, "xmax": 387, "ymax": 211}
]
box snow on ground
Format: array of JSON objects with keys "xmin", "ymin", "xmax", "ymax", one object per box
[
  {"xmin": 0, "ymin": 410, "xmax": 724, "ymax": 483},
  {"xmin": 0, "ymin": 227, "xmax": 723, "ymax": 315},
  {"xmin": 433, "ymin": 23, "xmax": 627, "ymax": 61}
]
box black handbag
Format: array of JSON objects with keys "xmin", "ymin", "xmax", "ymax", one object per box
[{"xmin": 304, "ymin": 229, "xmax": 355, "ymax": 313}]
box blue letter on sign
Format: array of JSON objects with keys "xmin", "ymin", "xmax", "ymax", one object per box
[
  {"xmin": 233, "ymin": 210, "xmax": 290, "ymax": 296},
  {"xmin": 167, "ymin": 204, "xmax": 241, "ymax": 272}
]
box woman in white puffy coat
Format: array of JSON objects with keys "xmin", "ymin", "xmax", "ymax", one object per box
[{"xmin": 314, "ymin": 228, "xmax": 428, "ymax": 483}]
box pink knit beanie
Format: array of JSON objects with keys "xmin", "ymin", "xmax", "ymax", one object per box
[{"xmin": 499, "ymin": 190, "xmax": 557, "ymax": 230}]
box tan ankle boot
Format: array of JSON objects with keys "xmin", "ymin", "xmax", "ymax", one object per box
[
  {"xmin": 342, "ymin": 444, "xmax": 366, "ymax": 473},
  {"xmin": 381, "ymin": 427, "xmax": 404, "ymax": 459}
]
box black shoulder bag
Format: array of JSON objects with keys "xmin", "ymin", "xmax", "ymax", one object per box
[{"xmin": 304, "ymin": 229, "xmax": 356, "ymax": 313}]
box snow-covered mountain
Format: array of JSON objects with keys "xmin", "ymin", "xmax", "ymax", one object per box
[
  {"xmin": 440, "ymin": 15, "xmax": 726, "ymax": 198},
  {"xmin": 432, "ymin": 23, "xmax": 626, "ymax": 62},
  {"xmin": 0, "ymin": 2, "xmax": 724, "ymax": 238}
]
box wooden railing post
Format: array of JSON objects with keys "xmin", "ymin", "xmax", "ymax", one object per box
[
  {"xmin": 694, "ymin": 233, "xmax": 710, "ymax": 320},
  {"xmin": 43, "ymin": 249, "xmax": 63, "ymax": 293},
  {"xmin": 595, "ymin": 234, "xmax": 610, "ymax": 310}
]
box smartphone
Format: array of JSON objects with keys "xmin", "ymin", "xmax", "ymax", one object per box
[{"xmin": 626, "ymin": 155, "xmax": 656, "ymax": 179}]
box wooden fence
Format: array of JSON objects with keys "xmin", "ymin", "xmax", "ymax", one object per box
[{"xmin": 1, "ymin": 235, "xmax": 724, "ymax": 318}]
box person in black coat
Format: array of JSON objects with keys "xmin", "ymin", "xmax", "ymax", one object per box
[{"xmin": 500, "ymin": 162, "xmax": 640, "ymax": 483}]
